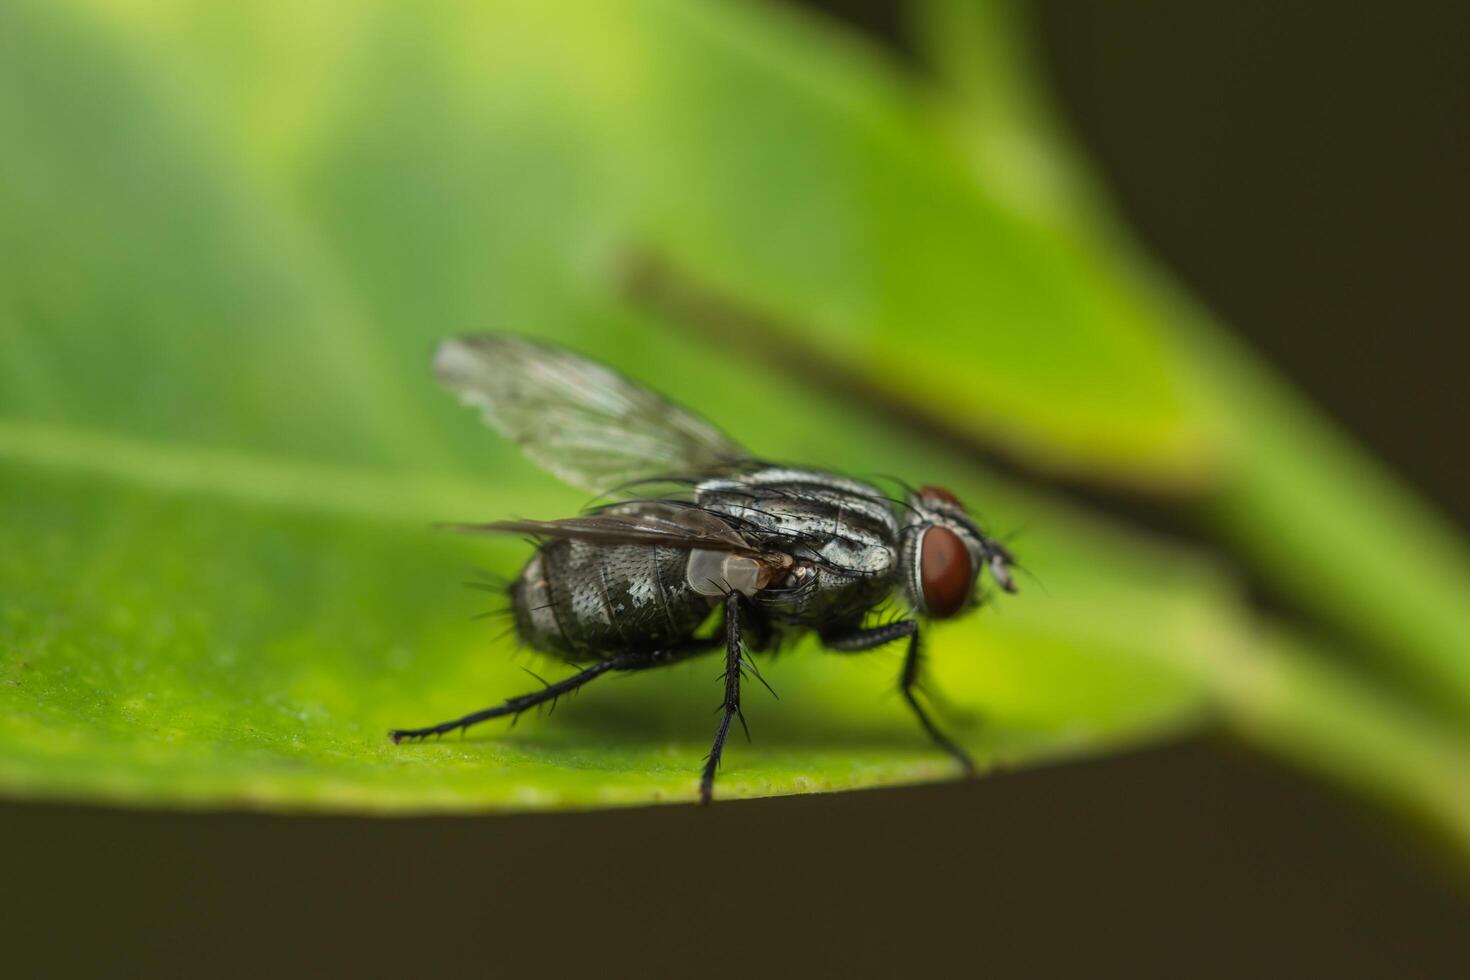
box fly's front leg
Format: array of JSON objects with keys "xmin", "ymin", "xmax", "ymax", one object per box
[
  {"xmin": 699, "ymin": 594, "xmax": 745, "ymax": 805},
  {"xmin": 822, "ymin": 620, "xmax": 977, "ymax": 776}
]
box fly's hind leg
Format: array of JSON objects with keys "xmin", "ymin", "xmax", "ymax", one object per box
[
  {"xmin": 822, "ymin": 620, "xmax": 977, "ymax": 776},
  {"xmin": 388, "ymin": 643, "xmax": 709, "ymax": 743}
]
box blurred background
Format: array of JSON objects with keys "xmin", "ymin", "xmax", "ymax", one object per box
[{"xmin": 2, "ymin": 1, "xmax": 1468, "ymax": 976}]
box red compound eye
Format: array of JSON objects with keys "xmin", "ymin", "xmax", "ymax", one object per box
[
  {"xmin": 919, "ymin": 485, "xmax": 963, "ymax": 508},
  {"xmin": 920, "ymin": 525, "xmax": 972, "ymax": 619}
]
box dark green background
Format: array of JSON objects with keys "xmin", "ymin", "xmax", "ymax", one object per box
[{"xmin": 6, "ymin": 3, "xmax": 1467, "ymax": 976}]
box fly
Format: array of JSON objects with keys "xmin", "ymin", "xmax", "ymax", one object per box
[{"xmin": 390, "ymin": 335, "xmax": 1018, "ymax": 803}]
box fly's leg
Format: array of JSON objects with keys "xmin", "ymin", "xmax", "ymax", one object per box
[
  {"xmin": 822, "ymin": 620, "xmax": 977, "ymax": 776},
  {"xmin": 388, "ymin": 645, "xmax": 704, "ymax": 743},
  {"xmin": 699, "ymin": 595, "xmax": 745, "ymax": 805}
]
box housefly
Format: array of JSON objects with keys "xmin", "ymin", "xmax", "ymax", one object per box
[{"xmin": 390, "ymin": 335, "xmax": 1018, "ymax": 803}]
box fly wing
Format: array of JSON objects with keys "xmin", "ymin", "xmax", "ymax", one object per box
[
  {"xmin": 446, "ymin": 508, "xmax": 793, "ymax": 597},
  {"xmin": 435, "ymin": 335, "xmax": 749, "ymax": 494},
  {"xmin": 441, "ymin": 504, "xmax": 786, "ymax": 565}
]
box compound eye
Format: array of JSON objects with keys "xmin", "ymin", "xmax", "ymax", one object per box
[
  {"xmin": 920, "ymin": 525, "xmax": 973, "ymax": 619},
  {"xmin": 919, "ymin": 485, "xmax": 963, "ymax": 509}
]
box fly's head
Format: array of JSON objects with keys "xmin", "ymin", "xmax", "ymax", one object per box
[{"xmin": 899, "ymin": 485, "xmax": 1016, "ymax": 620}]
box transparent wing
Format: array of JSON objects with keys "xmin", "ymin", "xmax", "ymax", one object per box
[{"xmin": 435, "ymin": 335, "xmax": 748, "ymax": 494}]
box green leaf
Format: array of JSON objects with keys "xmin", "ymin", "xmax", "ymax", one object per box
[
  {"xmin": 0, "ymin": 0, "xmax": 1466, "ymax": 843},
  {"xmin": 0, "ymin": 420, "xmax": 1227, "ymax": 811},
  {"xmin": 0, "ymin": 0, "xmax": 1223, "ymax": 811}
]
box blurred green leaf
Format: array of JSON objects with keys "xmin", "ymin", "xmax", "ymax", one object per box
[
  {"xmin": 0, "ymin": 0, "xmax": 1216, "ymax": 484},
  {"xmin": 915, "ymin": 0, "xmax": 1470, "ymax": 722}
]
